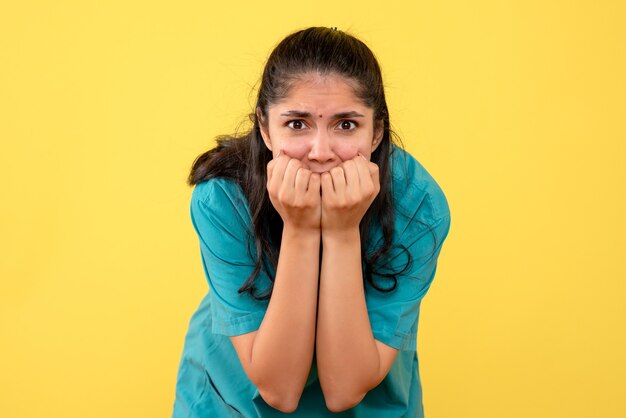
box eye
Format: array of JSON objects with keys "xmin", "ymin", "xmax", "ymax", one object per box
[
  {"xmin": 338, "ymin": 120, "xmax": 358, "ymax": 130},
  {"xmin": 286, "ymin": 120, "xmax": 307, "ymax": 130}
]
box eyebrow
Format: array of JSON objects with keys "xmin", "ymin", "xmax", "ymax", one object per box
[{"xmin": 279, "ymin": 110, "xmax": 365, "ymax": 118}]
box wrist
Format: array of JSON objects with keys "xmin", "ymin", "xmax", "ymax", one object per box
[
  {"xmin": 283, "ymin": 223, "xmax": 321, "ymax": 242},
  {"xmin": 321, "ymin": 226, "xmax": 360, "ymax": 246}
]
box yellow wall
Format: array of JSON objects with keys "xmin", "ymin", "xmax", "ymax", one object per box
[{"xmin": 1, "ymin": 1, "xmax": 624, "ymax": 417}]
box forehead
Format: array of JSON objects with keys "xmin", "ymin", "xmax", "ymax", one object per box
[{"xmin": 272, "ymin": 73, "xmax": 369, "ymax": 112}]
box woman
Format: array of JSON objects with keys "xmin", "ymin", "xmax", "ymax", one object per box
[{"xmin": 172, "ymin": 26, "xmax": 451, "ymax": 417}]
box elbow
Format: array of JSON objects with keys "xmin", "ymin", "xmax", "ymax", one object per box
[
  {"xmin": 247, "ymin": 361, "xmax": 309, "ymax": 413},
  {"xmin": 319, "ymin": 369, "xmax": 377, "ymax": 412},
  {"xmin": 323, "ymin": 390, "xmax": 366, "ymax": 413},
  {"xmin": 257, "ymin": 387, "xmax": 302, "ymax": 413}
]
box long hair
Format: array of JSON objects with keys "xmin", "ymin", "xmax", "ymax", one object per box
[{"xmin": 188, "ymin": 26, "xmax": 412, "ymax": 300}]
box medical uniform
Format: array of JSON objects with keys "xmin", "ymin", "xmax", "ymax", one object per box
[{"xmin": 171, "ymin": 146, "xmax": 451, "ymax": 417}]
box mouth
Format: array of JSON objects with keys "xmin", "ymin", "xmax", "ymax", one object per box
[{"xmin": 308, "ymin": 163, "xmax": 341, "ymax": 174}]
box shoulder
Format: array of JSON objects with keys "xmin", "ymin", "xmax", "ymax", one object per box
[
  {"xmin": 192, "ymin": 177, "xmax": 245, "ymax": 205},
  {"xmin": 389, "ymin": 145, "xmax": 451, "ymax": 226},
  {"xmin": 190, "ymin": 177, "xmax": 252, "ymax": 226}
]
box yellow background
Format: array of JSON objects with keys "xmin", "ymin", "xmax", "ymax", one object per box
[{"xmin": 1, "ymin": 1, "xmax": 624, "ymax": 417}]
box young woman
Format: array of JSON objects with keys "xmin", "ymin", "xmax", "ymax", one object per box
[{"xmin": 172, "ymin": 27, "xmax": 452, "ymax": 417}]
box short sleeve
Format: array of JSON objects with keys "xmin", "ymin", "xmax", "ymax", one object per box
[
  {"xmin": 366, "ymin": 149, "xmax": 452, "ymax": 351},
  {"xmin": 190, "ymin": 178, "xmax": 270, "ymax": 336}
]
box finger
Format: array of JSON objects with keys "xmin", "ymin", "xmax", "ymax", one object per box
[
  {"xmin": 368, "ymin": 161, "xmax": 380, "ymax": 193},
  {"xmin": 305, "ymin": 172, "xmax": 321, "ymax": 202},
  {"xmin": 267, "ymin": 149, "xmax": 285, "ymax": 169},
  {"xmin": 342, "ymin": 160, "xmax": 360, "ymax": 203},
  {"xmin": 283, "ymin": 158, "xmax": 303, "ymax": 191},
  {"xmin": 267, "ymin": 154, "xmax": 290, "ymax": 191},
  {"xmin": 320, "ymin": 172, "xmax": 334, "ymax": 200},
  {"xmin": 359, "ymin": 153, "xmax": 377, "ymax": 175},
  {"xmin": 354, "ymin": 155, "xmax": 373, "ymax": 193},
  {"xmin": 329, "ymin": 166, "xmax": 346, "ymax": 196},
  {"xmin": 342, "ymin": 159, "xmax": 360, "ymax": 195},
  {"xmin": 294, "ymin": 166, "xmax": 311, "ymax": 198},
  {"xmin": 267, "ymin": 153, "xmax": 287, "ymax": 178},
  {"xmin": 356, "ymin": 152, "xmax": 375, "ymax": 177}
]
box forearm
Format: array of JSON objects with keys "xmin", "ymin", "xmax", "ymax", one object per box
[
  {"xmin": 250, "ymin": 225, "xmax": 320, "ymax": 403},
  {"xmin": 316, "ymin": 228, "xmax": 380, "ymax": 409}
]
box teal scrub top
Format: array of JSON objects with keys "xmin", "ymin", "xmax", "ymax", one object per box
[{"xmin": 172, "ymin": 146, "xmax": 451, "ymax": 417}]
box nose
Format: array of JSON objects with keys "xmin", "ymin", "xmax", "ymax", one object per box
[{"xmin": 307, "ymin": 130, "xmax": 337, "ymax": 165}]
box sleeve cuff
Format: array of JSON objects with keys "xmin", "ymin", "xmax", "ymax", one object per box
[
  {"xmin": 211, "ymin": 308, "xmax": 267, "ymax": 337},
  {"xmin": 372, "ymin": 324, "xmax": 418, "ymax": 351}
]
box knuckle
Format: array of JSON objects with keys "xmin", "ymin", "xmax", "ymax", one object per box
[{"xmin": 330, "ymin": 167, "xmax": 343, "ymax": 176}]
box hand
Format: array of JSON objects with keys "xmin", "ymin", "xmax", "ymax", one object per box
[
  {"xmin": 267, "ymin": 152, "xmax": 322, "ymax": 231},
  {"xmin": 320, "ymin": 153, "xmax": 380, "ymax": 233}
]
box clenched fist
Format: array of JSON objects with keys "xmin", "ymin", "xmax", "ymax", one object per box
[
  {"xmin": 266, "ymin": 153, "xmax": 322, "ymax": 231},
  {"xmin": 320, "ymin": 153, "xmax": 380, "ymax": 233}
]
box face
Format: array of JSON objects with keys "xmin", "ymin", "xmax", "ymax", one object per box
[{"xmin": 258, "ymin": 73, "xmax": 384, "ymax": 174}]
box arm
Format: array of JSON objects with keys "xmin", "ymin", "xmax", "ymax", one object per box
[
  {"xmin": 231, "ymin": 226, "xmax": 319, "ymax": 413},
  {"xmin": 230, "ymin": 155, "xmax": 322, "ymax": 413},
  {"xmin": 317, "ymin": 229, "xmax": 399, "ymax": 412},
  {"xmin": 316, "ymin": 156, "xmax": 399, "ymax": 412}
]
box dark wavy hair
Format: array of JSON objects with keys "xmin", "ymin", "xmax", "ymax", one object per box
[{"xmin": 188, "ymin": 26, "xmax": 413, "ymax": 300}]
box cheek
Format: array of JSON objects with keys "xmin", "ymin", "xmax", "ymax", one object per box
[
  {"xmin": 267, "ymin": 127, "xmax": 309, "ymax": 159},
  {"xmin": 279, "ymin": 141, "xmax": 309, "ymax": 160},
  {"xmin": 333, "ymin": 142, "xmax": 361, "ymax": 161}
]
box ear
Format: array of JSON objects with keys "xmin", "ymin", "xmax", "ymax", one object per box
[
  {"xmin": 372, "ymin": 120, "xmax": 384, "ymax": 152},
  {"xmin": 256, "ymin": 107, "xmax": 272, "ymax": 151}
]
